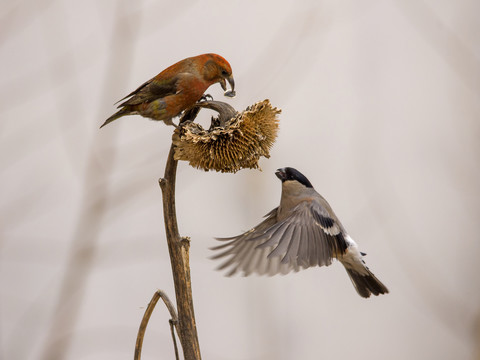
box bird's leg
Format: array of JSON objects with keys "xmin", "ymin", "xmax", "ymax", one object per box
[
  {"xmin": 163, "ymin": 117, "xmax": 179, "ymax": 128},
  {"xmin": 178, "ymin": 106, "xmax": 201, "ymax": 126}
]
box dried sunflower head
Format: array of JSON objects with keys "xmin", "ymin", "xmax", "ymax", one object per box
[{"xmin": 172, "ymin": 99, "xmax": 280, "ymax": 173}]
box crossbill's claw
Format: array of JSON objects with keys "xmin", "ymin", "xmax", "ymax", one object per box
[{"xmin": 200, "ymin": 94, "xmax": 214, "ymax": 102}]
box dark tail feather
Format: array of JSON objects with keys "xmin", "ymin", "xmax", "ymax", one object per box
[
  {"xmin": 345, "ymin": 268, "xmax": 389, "ymax": 298},
  {"xmin": 100, "ymin": 107, "xmax": 132, "ymax": 129}
]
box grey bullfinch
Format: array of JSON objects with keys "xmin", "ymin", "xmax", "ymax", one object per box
[{"xmin": 212, "ymin": 167, "xmax": 389, "ymax": 298}]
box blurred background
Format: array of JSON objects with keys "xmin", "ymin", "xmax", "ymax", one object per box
[{"xmin": 1, "ymin": 0, "xmax": 479, "ymax": 359}]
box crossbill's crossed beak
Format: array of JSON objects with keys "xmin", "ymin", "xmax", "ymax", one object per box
[{"xmin": 221, "ymin": 75, "xmax": 236, "ymax": 97}]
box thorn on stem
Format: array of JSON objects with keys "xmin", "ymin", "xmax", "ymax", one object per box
[
  {"xmin": 158, "ymin": 178, "xmax": 167, "ymax": 188},
  {"xmin": 180, "ymin": 236, "xmax": 191, "ymax": 247}
]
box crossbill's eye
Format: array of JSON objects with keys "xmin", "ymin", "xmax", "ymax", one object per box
[{"xmin": 221, "ymin": 70, "xmax": 229, "ymax": 76}]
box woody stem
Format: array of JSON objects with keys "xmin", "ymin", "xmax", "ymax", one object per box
[{"xmin": 158, "ymin": 108, "xmax": 203, "ymax": 360}]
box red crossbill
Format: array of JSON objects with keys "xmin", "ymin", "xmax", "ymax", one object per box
[{"xmin": 100, "ymin": 53, "xmax": 235, "ymax": 128}]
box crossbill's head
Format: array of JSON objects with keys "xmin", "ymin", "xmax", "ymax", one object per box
[{"xmin": 201, "ymin": 53, "xmax": 235, "ymax": 97}]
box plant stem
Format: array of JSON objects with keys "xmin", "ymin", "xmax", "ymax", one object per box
[
  {"xmin": 159, "ymin": 143, "xmax": 201, "ymax": 360},
  {"xmin": 155, "ymin": 103, "xmax": 233, "ymax": 359}
]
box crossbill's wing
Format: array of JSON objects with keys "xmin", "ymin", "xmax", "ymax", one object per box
[{"xmin": 116, "ymin": 73, "xmax": 191, "ymax": 107}]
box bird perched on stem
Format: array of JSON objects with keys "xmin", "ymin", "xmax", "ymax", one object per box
[
  {"xmin": 100, "ymin": 53, "xmax": 235, "ymax": 128},
  {"xmin": 212, "ymin": 167, "xmax": 389, "ymax": 298}
]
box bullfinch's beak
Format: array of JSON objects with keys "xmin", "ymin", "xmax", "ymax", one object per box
[{"xmin": 275, "ymin": 168, "xmax": 287, "ymax": 181}]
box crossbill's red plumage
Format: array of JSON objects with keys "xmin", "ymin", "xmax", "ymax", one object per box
[{"xmin": 100, "ymin": 53, "xmax": 235, "ymax": 128}]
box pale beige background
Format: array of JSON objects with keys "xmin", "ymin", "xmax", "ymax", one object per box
[{"xmin": 1, "ymin": 1, "xmax": 479, "ymax": 359}]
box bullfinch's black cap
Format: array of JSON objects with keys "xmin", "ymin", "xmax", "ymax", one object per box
[{"xmin": 275, "ymin": 167, "xmax": 313, "ymax": 188}]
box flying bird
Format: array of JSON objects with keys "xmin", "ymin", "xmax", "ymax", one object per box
[
  {"xmin": 212, "ymin": 167, "xmax": 389, "ymax": 298},
  {"xmin": 100, "ymin": 53, "xmax": 235, "ymax": 128}
]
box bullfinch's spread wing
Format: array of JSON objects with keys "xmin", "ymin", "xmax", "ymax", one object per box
[{"xmin": 212, "ymin": 201, "xmax": 349, "ymax": 276}]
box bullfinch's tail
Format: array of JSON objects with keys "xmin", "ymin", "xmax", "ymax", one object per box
[
  {"xmin": 345, "ymin": 268, "xmax": 389, "ymax": 298},
  {"xmin": 100, "ymin": 107, "xmax": 132, "ymax": 129}
]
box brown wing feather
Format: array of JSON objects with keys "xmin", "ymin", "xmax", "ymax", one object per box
[{"xmin": 115, "ymin": 74, "xmax": 186, "ymax": 107}]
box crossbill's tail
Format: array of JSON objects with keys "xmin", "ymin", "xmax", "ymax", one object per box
[{"xmin": 100, "ymin": 107, "xmax": 132, "ymax": 129}]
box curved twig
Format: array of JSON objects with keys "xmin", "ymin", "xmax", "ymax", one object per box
[{"xmin": 134, "ymin": 290, "xmax": 179, "ymax": 360}]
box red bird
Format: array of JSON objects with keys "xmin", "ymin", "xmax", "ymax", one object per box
[{"xmin": 100, "ymin": 53, "xmax": 235, "ymax": 128}]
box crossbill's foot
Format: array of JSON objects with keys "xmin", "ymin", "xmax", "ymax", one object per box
[{"xmin": 199, "ymin": 94, "xmax": 213, "ymax": 102}]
